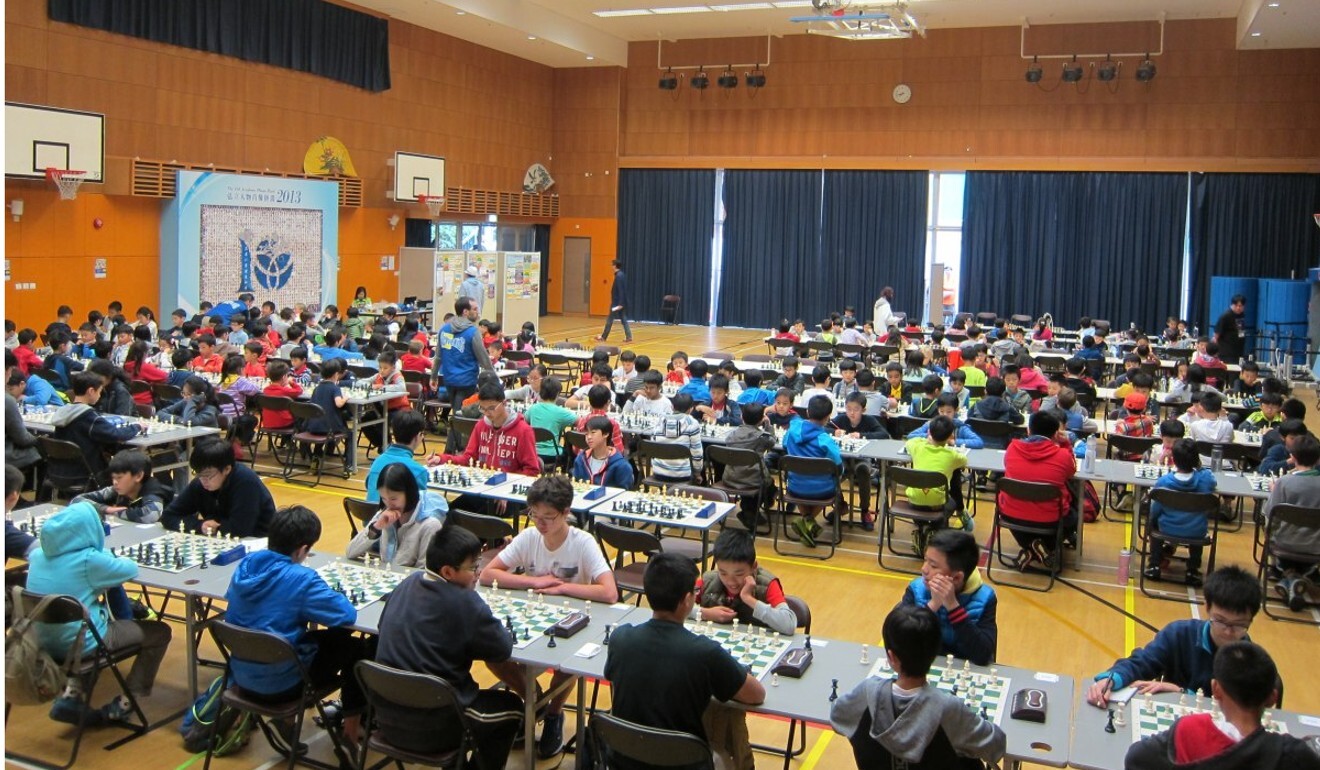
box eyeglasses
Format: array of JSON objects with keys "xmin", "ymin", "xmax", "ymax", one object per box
[
  {"xmin": 477, "ymin": 401, "xmax": 505, "ymax": 414},
  {"xmin": 197, "ymin": 469, "xmax": 225, "ymax": 483},
  {"xmin": 531, "ymin": 512, "xmax": 564, "ymax": 524},
  {"xmin": 1209, "ymin": 616, "xmax": 1252, "ymax": 633}
]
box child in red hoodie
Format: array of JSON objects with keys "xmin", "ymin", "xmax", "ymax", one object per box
[
  {"xmin": 998, "ymin": 409, "xmax": 1075, "ymax": 570},
  {"xmin": 430, "ymin": 381, "xmax": 539, "ymax": 476},
  {"xmin": 399, "ymin": 339, "xmax": 432, "ymax": 374},
  {"xmin": 260, "ymin": 360, "xmax": 304, "ymax": 430},
  {"xmin": 241, "ymin": 341, "xmax": 267, "ymax": 377}
]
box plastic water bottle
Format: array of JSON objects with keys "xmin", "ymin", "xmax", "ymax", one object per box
[
  {"xmin": 1117, "ymin": 549, "xmax": 1132, "ymax": 585},
  {"xmin": 1211, "ymin": 444, "xmax": 1224, "ymax": 473},
  {"xmin": 1083, "ymin": 435, "xmax": 1097, "ymax": 473}
]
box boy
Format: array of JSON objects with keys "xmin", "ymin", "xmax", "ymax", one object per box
[
  {"xmin": 910, "ymin": 374, "xmax": 944, "ymax": 418},
  {"xmin": 72, "ymin": 449, "xmax": 171, "ymax": 524},
  {"xmin": 612, "ymin": 349, "xmax": 638, "ymax": 391},
  {"xmin": 623, "ymin": 369, "xmax": 674, "ymax": 418},
  {"xmin": 736, "ymin": 369, "xmax": 776, "ymax": 407},
  {"xmin": 225, "ymin": 505, "xmax": 370, "ymax": 750},
  {"xmin": 623, "ymin": 354, "xmax": 651, "ymax": 395},
  {"xmin": 696, "ymin": 374, "xmax": 742, "ymax": 426},
  {"xmin": 943, "ymin": 369, "xmax": 970, "ymax": 411},
  {"xmin": 606, "ymin": 553, "xmax": 764, "ymax": 770},
  {"xmin": 260, "ymin": 360, "xmax": 304, "ymax": 432},
  {"xmin": 722, "ymin": 403, "xmax": 777, "ymax": 528},
  {"xmin": 527, "ymin": 378, "xmax": 578, "ymax": 468},
  {"xmin": 572, "ymin": 415, "xmax": 635, "ymax": 487},
  {"xmin": 480, "ymin": 475, "xmax": 619, "ymax": 758},
  {"xmin": 968, "ymin": 376, "xmax": 1024, "ymax": 431},
  {"xmin": 785, "ymin": 395, "xmax": 843, "ymax": 548},
  {"xmin": 1258, "ymin": 418, "xmax": 1308, "ymax": 475},
  {"xmin": 664, "ymin": 351, "xmax": 690, "ymax": 386},
  {"xmin": 161, "ymin": 439, "xmax": 275, "ymax": 536},
  {"xmin": 877, "ymin": 363, "xmax": 910, "ymax": 411},
  {"xmin": 1242, "ymin": 392, "xmax": 1284, "ymax": 433},
  {"xmin": 958, "ymin": 346, "xmax": 990, "ymax": 387},
  {"xmin": 838, "ymin": 317, "xmax": 867, "ymax": 351},
  {"xmin": 48, "ymin": 372, "xmax": 146, "ymax": 479},
  {"xmin": 1126, "ymin": 642, "xmax": 1319, "ymax": 770},
  {"xmin": 999, "ymin": 410, "xmax": 1075, "ymax": 569},
  {"xmin": 1087, "ymin": 565, "xmax": 1262, "ymax": 707},
  {"xmin": 74, "ymin": 322, "xmax": 100, "ymax": 358},
  {"xmin": 12, "ymin": 328, "xmax": 43, "ymax": 375},
  {"xmin": 817, "ymin": 318, "xmax": 838, "ymax": 345},
  {"xmin": 1062, "ymin": 357, "xmax": 1097, "ymax": 399},
  {"xmin": 287, "ymin": 347, "xmax": 313, "ymax": 387},
  {"xmin": 431, "ymin": 380, "xmax": 541, "ymax": 476},
  {"xmin": 363, "ymin": 410, "xmax": 432, "ymax": 501},
  {"xmin": 766, "ymin": 387, "xmax": 799, "ymax": 430},
  {"xmin": 241, "ymin": 340, "xmax": 266, "ymax": 377},
  {"xmin": 1261, "ymin": 433, "xmax": 1320, "ymax": 611},
  {"xmin": 228, "ymin": 315, "xmax": 249, "ymax": 346},
  {"xmin": 1232, "ymin": 360, "xmax": 1264, "ymax": 407},
  {"xmin": 795, "ymin": 365, "xmax": 834, "ymax": 410},
  {"xmin": 906, "ymin": 394, "xmax": 985, "ymax": 449},
  {"xmin": 650, "ymin": 393, "xmax": 703, "ymax": 482},
  {"xmin": 771, "ymin": 356, "xmax": 807, "ymax": 396},
  {"xmin": 899, "ymin": 530, "xmax": 997, "ymax": 665},
  {"xmin": 1181, "ymin": 391, "xmax": 1233, "ymax": 443},
  {"xmin": 905, "ymin": 415, "xmax": 972, "ymax": 538},
  {"xmin": 676, "ymin": 358, "xmax": 712, "ymax": 406},
  {"xmin": 573, "ymin": 384, "xmax": 627, "ymax": 455},
  {"xmin": 831, "ymin": 605, "xmax": 1005, "ymax": 768},
  {"xmin": 373, "ymin": 525, "xmax": 524, "ymax": 769},
  {"xmin": 190, "ymin": 334, "xmax": 223, "ymax": 373},
  {"xmin": 43, "ymin": 330, "xmax": 85, "ymax": 389},
  {"xmin": 1144, "ymin": 439, "xmax": 1217, "ymax": 587},
  {"xmin": 565, "ymin": 363, "xmax": 613, "ymax": 409},
  {"xmin": 830, "ymin": 359, "xmax": 858, "ymax": 399}
]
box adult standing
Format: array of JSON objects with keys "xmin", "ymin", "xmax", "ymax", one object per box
[
  {"xmin": 432, "ymin": 297, "xmax": 493, "ymax": 408},
  {"xmin": 457, "ymin": 264, "xmax": 485, "ymax": 315},
  {"xmin": 1214, "ymin": 293, "xmax": 1247, "ymax": 364},
  {"xmin": 597, "ymin": 260, "xmax": 633, "ymax": 343},
  {"xmin": 872, "ymin": 286, "xmax": 896, "ymax": 334}
]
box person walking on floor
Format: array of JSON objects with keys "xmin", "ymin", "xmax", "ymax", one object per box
[{"xmin": 597, "ymin": 260, "xmax": 633, "ymax": 343}]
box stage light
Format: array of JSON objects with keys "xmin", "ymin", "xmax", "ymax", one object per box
[
  {"xmin": 1097, "ymin": 58, "xmax": 1118, "ymax": 82},
  {"xmin": 691, "ymin": 68, "xmax": 709, "ymax": 89},
  {"xmin": 745, "ymin": 69, "xmax": 766, "ymax": 88},
  {"xmin": 1061, "ymin": 56, "xmax": 1083, "ymax": 83},
  {"xmin": 1136, "ymin": 57, "xmax": 1157, "ymax": 82},
  {"xmin": 718, "ymin": 68, "xmax": 739, "ymax": 89},
  {"xmin": 659, "ymin": 68, "xmax": 678, "ymax": 90},
  {"xmin": 1025, "ymin": 56, "xmax": 1042, "ymax": 83}
]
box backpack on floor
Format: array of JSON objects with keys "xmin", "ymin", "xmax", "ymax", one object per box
[
  {"xmin": 5, "ymin": 586, "xmax": 76, "ymax": 705},
  {"xmin": 180, "ymin": 675, "xmax": 253, "ymax": 755}
]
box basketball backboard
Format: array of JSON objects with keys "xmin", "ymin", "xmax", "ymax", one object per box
[
  {"xmin": 391, "ymin": 151, "xmax": 445, "ymax": 202},
  {"xmin": 5, "ymin": 102, "xmax": 104, "ymax": 182}
]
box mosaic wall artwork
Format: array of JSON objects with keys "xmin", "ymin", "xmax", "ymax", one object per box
[{"xmin": 199, "ymin": 205, "xmax": 324, "ymax": 309}]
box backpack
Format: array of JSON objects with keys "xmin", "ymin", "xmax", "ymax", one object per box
[
  {"xmin": 179, "ymin": 675, "xmax": 253, "ymax": 755},
  {"xmin": 5, "ymin": 586, "xmax": 78, "ymax": 705}
]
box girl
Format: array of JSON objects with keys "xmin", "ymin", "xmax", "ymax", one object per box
[
  {"xmin": 123, "ymin": 340, "xmax": 169, "ymax": 406},
  {"xmin": 345, "ymin": 463, "xmax": 444, "ymax": 568},
  {"xmin": 157, "ymin": 376, "xmax": 220, "ymax": 427},
  {"xmin": 513, "ymin": 322, "xmax": 538, "ymax": 354},
  {"xmin": 303, "ymin": 357, "xmax": 349, "ymax": 453},
  {"xmin": 87, "ymin": 358, "xmax": 135, "ymax": 416},
  {"xmin": 352, "ymin": 286, "xmax": 372, "ymax": 308},
  {"xmin": 135, "ymin": 306, "xmax": 158, "ymax": 340}
]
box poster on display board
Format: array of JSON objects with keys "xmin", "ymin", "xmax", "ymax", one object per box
[
  {"xmin": 434, "ymin": 250, "xmax": 467, "ymax": 302},
  {"xmin": 505, "ymin": 253, "xmax": 540, "ymax": 301}
]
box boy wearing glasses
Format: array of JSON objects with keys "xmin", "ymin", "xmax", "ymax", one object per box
[
  {"xmin": 478, "ymin": 475, "xmax": 618, "ymax": 759},
  {"xmin": 1086, "ymin": 566, "xmax": 1262, "ymax": 709},
  {"xmin": 161, "ymin": 439, "xmax": 275, "ymax": 537},
  {"xmin": 430, "ymin": 380, "xmax": 540, "ymax": 476}
]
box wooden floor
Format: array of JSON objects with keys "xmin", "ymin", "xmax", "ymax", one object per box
[{"xmin": 8, "ymin": 314, "xmax": 1320, "ymax": 770}]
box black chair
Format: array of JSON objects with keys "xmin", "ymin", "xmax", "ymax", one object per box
[
  {"xmin": 353, "ymin": 660, "xmax": 483, "ymax": 770},
  {"xmin": 586, "ymin": 713, "xmax": 712, "ymax": 770},
  {"xmin": 869, "ymin": 345, "xmax": 900, "ymax": 363},
  {"xmin": 537, "ymin": 352, "xmax": 577, "ymax": 383},
  {"xmin": 635, "ymin": 439, "xmax": 696, "ymax": 491},
  {"xmin": 1257, "ymin": 504, "xmax": 1320, "ymax": 624},
  {"xmin": 4, "ymin": 592, "xmax": 149, "ymax": 769},
  {"xmin": 879, "ymin": 467, "xmax": 950, "ymax": 575},
  {"xmin": 532, "ymin": 426, "xmax": 563, "ymax": 474},
  {"xmin": 342, "ymin": 497, "xmax": 378, "ymax": 538},
  {"xmin": 772, "ymin": 455, "xmax": 844, "ymax": 560},
  {"xmin": 37, "ymin": 436, "xmax": 99, "ymax": 501},
  {"xmin": 285, "ymin": 402, "xmax": 348, "ymax": 485},
  {"xmin": 448, "ymin": 509, "xmax": 516, "ymax": 569},
  {"xmin": 203, "ymin": 620, "xmax": 353, "ymax": 770},
  {"xmin": 768, "ymin": 339, "xmax": 798, "ymax": 357},
  {"xmin": 987, "ymin": 478, "xmax": 1067, "ymax": 592},
  {"xmin": 253, "ymin": 395, "xmax": 298, "ymax": 467},
  {"xmin": 151, "ymin": 382, "xmax": 183, "ymax": 407},
  {"xmin": 1103, "ymin": 435, "xmax": 1160, "ymax": 519},
  {"xmin": 707, "ymin": 445, "xmax": 772, "ymax": 535},
  {"xmin": 33, "ymin": 368, "xmax": 64, "ymax": 387},
  {"xmin": 449, "ymin": 416, "xmax": 479, "ymax": 450},
  {"xmin": 502, "ymin": 349, "xmax": 534, "ymax": 369},
  {"xmin": 835, "ymin": 343, "xmax": 867, "ymax": 362},
  {"xmin": 594, "ymin": 521, "xmax": 662, "ymax": 604},
  {"xmin": 975, "ymin": 312, "xmax": 997, "ymax": 328},
  {"xmin": 562, "ymin": 430, "xmax": 589, "ymax": 473},
  {"xmin": 660, "ymin": 294, "xmax": 681, "ymax": 325},
  {"xmin": 889, "ymin": 414, "xmax": 929, "ymax": 439},
  {"xmin": 750, "ymin": 596, "xmax": 811, "ymax": 770},
  {"xmin": 1139, "ymin": 489, "xmax": 1221, "ymax": 601}
]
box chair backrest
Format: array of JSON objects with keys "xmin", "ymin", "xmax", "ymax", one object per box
[
  {"xmin": 450, "ymin": 416, "xmax": 479, "ymax": 446},
  {"xmin": 343, "ymin": 497, "xmax": 379, "ymax": 535},
  {"xmin": 706, "ymin": 445, "xmax": 762, "ymax": 473},
  {"xmin": 348, "ymin": 365, "xmax": 378, "ymax": 380},
  {"xmin": 784, "ymin": 595, "xmax": 811, "ymax": 633},
  {"xmin": 702, "ymin": 351, "xmax": 734, "ymax": 361},
  {"xmin": 1148, "ymin": 488, "xmax": 1219, "ymax": 516},
  {"xmin": 134, "ymin": 402, "xmax": 156, "ymax": 419},
  {"xmin": 19, "ymin": 590, "xmax": 91, "ymax": 626},
  {"xmin": 209, "ymin": 619, "xmax": 304, "ymax": 669},
  {"xmin": 502, "ymin": 350, "xmax": 534, "ymax": 365},
  {"xmin": 997, "ymin": 478, "xmax": 1063, "ymax": 504},
  {"xmin": 449, "ymin": 509, "xmax": 515, "ymax": 542},
  {"xmin": 966, "ymin": 418, "xmax": 1020, "ymax": 440},
  {"xmin": 887, "ymin": 466, "xmax": 948, "ymax": 495},
  {"xmin": 538, "ymin": 352, "xmax": 570, "ymax": 366},
  {"xmin": 355, "ymin": 659, "xmax": 465, "ymax": 713},
  {"xmin": 638, "ymin": 439, "xmax": 694, "ymax": 463},
  {"xmin": 768, "ymin": 339, "xmax": 798, "ymax": 354},
  {"xmin": 666, "ymin": 485, "xmax": 729, "ymax": 503},
  {"xmin": 589, "ymin": 713, "xmax": 713, "ymax": 769},
  {"xmin": 563, "ymin": 430, "xmax": 589, "ymax": 453},
  {"xmin": 661, "ymin": 295, "xmax": 680, "ymax": 308},
  {"xmin": 743, "ymin": 354, "xmax": 771, "ymax": 363},
  {"xmin": 532, "ymin": 426, "xmax": 562, "ymax": 456},
  {"xmin": 777, "ymin": 455, "xmax": 841, "ymax": 481},
  {"xmin": 256, "ymin": 394, "xmax": 295, "ymax": 413},
  {"xmin": 152, "ymin": 382, "xmax": 183, "ymax": 403},
  {"xmin": 1106, "ymin": 434, "xmax": 1159, "ymax": 457},
  {"xmin": 595, "ymin": 520, "xmax": 663, "ymax": 559},
  {"xmin": 129, "ymin": 380, "xmax": 153, "ymax": 396},
  {"xmin": 287, "ymin": 400, "xmax": 326, "ymax": 424},
  {"xmin": 890, "ymin": 415, "xmax": 929, "ymax": 438},
  {"xmin": 401, "ymin": 369, "xmax": 429, "ymax": 385}
]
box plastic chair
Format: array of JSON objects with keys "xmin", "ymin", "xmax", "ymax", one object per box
[
  {"xmin": 532, "ymin": 426, "xmax": 563, "ymax": 474},
  {"xmin": 594, "ymin": 521, "xmax": 662, "ymax": 604},
  {"xmin": 37, "ymin": 436, "xmax": 99, "ymax": 501},
  {"xmin": 701, "ymin": 351, "xmax": 734, "ymax": 361},
  {"xmin": 202, "ymin": 620, "xmax": 353, "ymax": 770},
  {"xmin": 987, "ymin": 478, "xmax": 1067, "ymax": 592},
  {"xmin": 1257, "ymin": 504, "xmax": 1320, "ymax": 624},
  {"xmin": 660, "ymin": 295, "xmax": 681, "ymax": 325},
  {"xmin": 1139, "ymin": 489, "xmax": 1220, "ymax": 601},
  {"xmin": 353, "ymin": 661, "xmax": 480, "ymax": 770},
  {"xmin": 707, "ymin": 445, "xmax": 772, "ymax": 535},
  {"xmin": 285, "ymin": 402, "xmax": 348, "ymax": 485},
  {"xmin": 879, "ymin": 467, "xmax": 950, "ymax": 575},
  {"xmin": 1102, "ymin": 435, "xmax": 1160, "ymax": 519},
  {"xmin": 151, "ymin": 382, "xmax": 183, "ymax": 407},
  {"xmin": 3, "ymin": 592, "xmax": 149, "ymax": 769},
  {"xmin": 253, "ymin": 394, "xmax": 298, "ymax": 466},
  {"xmin": 635, "ymin": 439, "xmax": 695, "ymax": 491},
  {"xmin": 449, "ymin": 416, "xmax": 479, "ymax": 450},
  {"xmin": 586, "ymin": 713, "xmax": 712, "ymax": 770},
  {"xmin": 889, "ymin": 415, "xmax": 929, "ymax": 439},
  {"xmin": 342, "ymin": 497, "xmax": 378, "ymax": 538},
  {"xmin": 773, "ymin": 456, "xmax": 844, "ymax": 560}
]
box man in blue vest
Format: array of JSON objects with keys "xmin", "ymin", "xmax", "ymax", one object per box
[{"xmin": 432, "ymin": 297, "xmax": 492, "ymax": 408}]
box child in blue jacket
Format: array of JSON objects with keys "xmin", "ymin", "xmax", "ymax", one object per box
[
  {"xmin": 1144, "ymin": 438, "xmax": 1218, "ymax": 586},
  {"xmin": 784, "ymin": 395, "xmax": 842, "ymax": 548},
  {"xmin": 905, "ymin": 394, "xmax": 985, "ymax": 449},
  {"xmin": 573, "ymin": 415, "xmax": 635, "ymax": 488}
]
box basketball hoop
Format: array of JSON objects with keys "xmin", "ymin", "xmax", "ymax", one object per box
[
  {"xmin": 418, "ymin": 194, "xmax": 444, "ymax": 219},
  {"xmin": 46, "ymin": 168, "xmax": 87, "ymax": 200}
]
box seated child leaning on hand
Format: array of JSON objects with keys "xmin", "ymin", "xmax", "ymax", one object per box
[
  {"xmin": 899, "ymin": 530, "xmax": 997, "ymax": 665},
  {"xmin": 693, "ymin": 529, "xmax": 797, "ymax": 635}
]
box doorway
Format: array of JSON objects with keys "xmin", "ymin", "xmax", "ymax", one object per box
[{"xmin": 563, "ymin": 237, "xmax": 591, "ymax": 314}]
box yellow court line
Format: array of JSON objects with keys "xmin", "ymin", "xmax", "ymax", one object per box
[
  {"xmin": 1123, "ymin": 520, "xmax": 1136, "ymax": 653},
  {"xmin": 799, "ymin": 730, "xmax": 835, "ymax": 770},
  {"xmin": 266, "ymin": 479, "xmax": 362, "ymax": 500},
  {"xmin": 759, "ymin": 555, "xmax": 913, "ymax": 584}
]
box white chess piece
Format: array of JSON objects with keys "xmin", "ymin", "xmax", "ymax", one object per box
[
  {"xmin": 861, "ymin": 644, "xmax": 869, "ymax": 665},
  {"xmin": 492, "ymin": 579, "xmax": 499, "ymax": 593},
  {"xmin": 1114, "ymin": 703, "xmax": 1126, "ymax": 727},
  {"xmin": 771, "ymin": 673, "xmax": 779, "ymax": 687}
]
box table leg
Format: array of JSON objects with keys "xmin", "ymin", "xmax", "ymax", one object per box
[
  {"xmin": 574, "ymin": 678, "xmax": 587, "ymax": 763},
  {"xmin": 1073, "ymin": 478, "xmax": 1085, "ymax": 571},
  {"xmin": 523, "ymin": 665, "xmax": 538, "ymax": 770},
  {"xmin": 186, "ymin": 594, "xmax": 200, "ymax": 699},
  {"xmin": 345, "ymin": 403, "xmax": 362, "ymax": 473}
]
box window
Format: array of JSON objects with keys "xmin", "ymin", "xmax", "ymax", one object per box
[{"xmin": 925, "ymin": 172, "xmax": 965, "ymax": 324}]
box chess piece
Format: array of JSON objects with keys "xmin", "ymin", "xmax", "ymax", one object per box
[
  {"xmin": 772, "ymin": 673, "xmax": 779, "ymax": 687},
  {"xmin": 584, "ymin": 601, "xmax": 592, "ymax": 617},
  {"xmin": 547, "ymin": 633, "xmax": 557, "ymax": 648},
  {"xmin": 1105, "ymin": 709, "xmax": 1116, "ymax": 734},
  {"xmin": 492, "ymin": 579, "xmax": 499, "ymax": 593},
  {"xmin": 1114, "ymin": 703, "xmax": 1126, "ymax": 728},
  {"xmin": 860, "ymin": 644, "xmax": 869, "ymax": 665},
  {"xmin": 603, "ymin": 625, "xmax": 612, "ymax": 645},
  {"xmin": 946, "ymin": 654, "xmax": 954, "ymax": 669},
  {"xmin": 829, "ymin": 679, "xmax": 839, "ymax": 702},
  {"xmin": 805, "ymin": 634, "xmax": 812, "ymax": 651},
  {"xmin": 963, "ymin": 659, "xmax": 971, "ymax": 673}
]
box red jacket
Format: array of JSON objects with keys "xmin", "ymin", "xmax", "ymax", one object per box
[
  {"xmin": 442, "ymin": 412, "xmax": 540, "ymax": 476},
  {"xmin": 399, "ymin": 353, "xmax": 431, "ymax": 373},
  {"xmin": 192, "ymin": 353, "xmax": 223, "ymax": 374},
  {"xmin": 999, "ymin": 435, "xmax": 1075, "ymax": 523},
  {"xmin": 1016, "ymin": 366, "xmax": 1049, "ymax": 394},
  {"xmin": 261, "ymin": 381, "xmax": 304, "ymax": 429},
  {"xmin": 13, "ymin": 346, "xmax": 42, "ymax": 377},
  {"xmin": 242, "ymin": 362, "xmax": 266, "ymax": 378},
  {"xmin": 124, "ymin": 360, "xmax": 168, "ymax": 404}
]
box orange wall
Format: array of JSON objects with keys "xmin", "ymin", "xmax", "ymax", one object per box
[{"xmin": 547, "ymin": 218, "xmax": 617, "ymax": 316}]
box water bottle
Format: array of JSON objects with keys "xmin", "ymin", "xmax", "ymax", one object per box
[
  {"xmin": 1192, "ymin": 325, "xmax": 1199, "ymax": 338},
  {"xmin": 380, "ymin": 526, "xmax": 395, "ymax": 569},
  {"xmin": 1211, "ymin": 444, "xmax": 1224, "ymax": 473},
  {"xmin": 1083, "ymin": 435, "xmax": 1097, "ymax": 473},
  {"xmin": 1117, "ymin": 549, "xmax": 1132, "ymax": 585}
]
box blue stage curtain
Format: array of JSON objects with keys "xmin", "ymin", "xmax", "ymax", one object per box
[
  {"xmin": 49, "ymin": 0, "xmax": 391, "ymax": 92},
  {"xmin": 718, "ymin": 170, "xmax": 823, "ymax": 329},
  {"xmin": 617, "ymin": 169, "xmax": 716, "ymax": 324},
  {"xmin": 960, "ymin": 171, "xmax": 1188, "ymax": 334},
  {"xmin": 1188, "ymin": 173, "xmax": 1320, "ymax": 329},
  {"xmin": 820, "ymin": 170, "xmax": 929, "ymax": 328}
]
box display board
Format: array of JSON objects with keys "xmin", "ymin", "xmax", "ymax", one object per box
[{"xmin": 425, "ymin": 250, "xmax": 540, "ymax": 330}]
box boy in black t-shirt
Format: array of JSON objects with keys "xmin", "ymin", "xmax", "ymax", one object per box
[{"xmin": 604, "ymin": 553, "xmax": 765, "ymax": 770}]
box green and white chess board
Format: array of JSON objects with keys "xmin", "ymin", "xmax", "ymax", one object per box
[
  {"xmin": 686, "ymin": 621, "xmax": 792, "ymax": 680},
  {"xmin": 113, "ymin": 532, "xmax": 241, "ymax": 573},
  {"xmin": 481, "ymin": 588, "xmax": 585, "ymax": 649},
  {"xmin": 869, "ymin": 653, "xmax": 1012, "ymax": 725},
  {"xmin": 318, "ymin": 559, "xmax": 407, "ymax": 609},
  {"xmin": 1131, "ymin": 696, "xmax": 1287, "ymax": 742}
]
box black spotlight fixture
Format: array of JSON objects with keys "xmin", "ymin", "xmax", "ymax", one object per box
[
  {"xmin": 1096, "ymin": 57, "xmax": 1118, "ymax": 82},
  {"xmin": 1025, "ymin": 56, "xmax": 1042, "ymax": 83},
  {"xmin": 1061, "ymin": 55, "xmax": 1083, "ymax": 83},
  {"xmin": 691, "ymin": 67, "xmax": 709, "ymax": 90},
  {"xmin": 1135, "ymin": 56, "xmax": 1157, "ymax": 82},
  {"xmin": 658, "ymin": 68, "xmax": 678, "ymax": 91},
  {"xmin": 718, "ymin": 67, "xmax": 738, "ymax": 89},
  {"xmin": 745, "ymin": 68, "xmax": 766, "ymax": 88}
]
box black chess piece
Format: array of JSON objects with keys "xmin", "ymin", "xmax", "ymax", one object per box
[
  {"xmin": 546, "ymin": 632, "xmax": 557, "ymax": 648},
  {"xmin": 980, "ymin": 705, "xmax": 988, "ymax": 720},
  {"xmin": 505, "ymin": 615, "xmax": 516, "ymax": 636},
  {"xmin": 603, "ymin": 624, "xmax": 612, "ymax": 646},
  {"xmin": 805, "ymin": 634, "xmax": 812, "ymax": 651},
  {"xmin": 522, "ymin": 626, "xmax": 531, "ymax": 642},
  {"xmin": 829, "ymin": 679, "xmax": 839, "ymax": 702},
  {"xmin": 200, "ymin": 555, "xmax": 208, "ymax": 569},
  {"xmin": 1105, "ymin": 709, "xmax": 1116, "ymax": 734}
]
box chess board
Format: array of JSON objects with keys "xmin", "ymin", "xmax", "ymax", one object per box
[
  {"xmin": 427, "ymin": 464, "xmax": 507, "ymax": 489},
  {"xmin": 698, "ymin": 423, "xmax": 736, "ymax": 440},
  {"xmin": 1245, "ymin": 473, "xmax": 1278, "ymax": 492},
  {"xmin": 1134, "ymin": 464, "xmax": 1168, "ymax": 480},
  {"xmin": 1130, "ymin": 697, "xmax": 1287, "ymax": 742},
  {"xmin": 837, "ymin": 436, "xmax": 870, "ymax": 454},
  {"xmin": 869, "ymin": 655, "xmax": 1012, "ymax": 725},
  {"xmin": 318, "ymin": 560, "xmax": 407, "ymax": 609},
  {"xmin": 604, "ymin": 492, "xmax": 717, "ymax": 522},
  {"xmin": 112, "ymin": 532, "xmax": 244, "ymax": 573},
  {"xmin": 139, "ymin": 418, "xmax": 194, "ymax": 435},
  {"xmin": 619, "ymin": 413, "xmax": 662, "ymax": 433},
  {"xmin": 686, "ymin": 621, "xmax": 792, "ymax": 680},
  {"xmin": 481, "ymin": 588, "xmax": 586, "ymax": 649},
  {"xmin": 14, "ymin": 512, "xmax": 60, "ymax": 538}
]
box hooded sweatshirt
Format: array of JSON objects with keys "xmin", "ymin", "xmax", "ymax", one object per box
[
  {"xmin": 49, "ymin": 402, "xmax": 145, "ymax": 475},
  {"xmin": 830, "ymin": 678, "xmax": 1006, "ymax": 766},
  {"xmin": 1125, "ymin": 712, "xmax": 1320, "ymax": 770},
  {"xmin": 72, "ymin": 476, "xmax": 173, "ymax": 524},
  {"xmin": 440, "ymin": 411, "xmax": 540, "ymax": 476},
  {"xmin": 432, "ymin": 315, "xmax": 493, "ymax": 388},
  {"xmin": 782, "ymin": 419, "xmax": 843, "ymax": 498},
  {"xmin": 1150, "ymin": 468, "xmax": 1218, "ymax": 538},
  {"xmin": 572, "ymin": 447, "xmax": 635, "ymax": 488},
  {"xmin": 27, "ymin": 502, "xmax": 137, "ymax": 655},
  {"xmin": 999, "ymin": 435, "xmax": 1075, "ymax": 523},
  {"xmin": 223, "ymin": 549, "xmax": 357, "ymax": 694}
]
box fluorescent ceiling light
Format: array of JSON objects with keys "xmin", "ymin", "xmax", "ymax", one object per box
[
  {"xmin": 652, "ymin": 5, "xmax": 715, "ymax": 13},
  {"xmin": 710, "ymin": 2, "xmax": 774, "ymax": 9},
  {"xmin": 593, "ymin": 9, "xmax": 652, "ymax": 16},
  {"xmin": 772, "ymin": 1, "xmax": 816, "ymax": 6}
]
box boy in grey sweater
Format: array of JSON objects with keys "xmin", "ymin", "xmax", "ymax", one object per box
[
  {"xmin": 831, "ymin": 604, "xmax": 1005, "ymax": 769},
  {"xmin": 721, "ymin": 403, "xmax": 776, "ymax": 530},
  {"xmin": 1262, "ymin": 433, "xmax": 1320, "ymax": 611}
]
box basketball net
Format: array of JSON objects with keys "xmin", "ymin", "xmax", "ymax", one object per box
[
  {"xmin": 418, "ymin": 195, "xmax": 444, "ymax": 220},
  {"xmin": 46, "ymin": 168, "xmax": 87, "ymax": 200}
]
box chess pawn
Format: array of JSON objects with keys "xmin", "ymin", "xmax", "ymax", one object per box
[
  {"xmin": 860, "ymin": 644, "xmax": 869, "ymax": 665},
  {"xmin": 1114, "ymin": 703, "xmax": 1126, "ymax": 728},
  {"xmin": 584, "ymin": 600, "xmax": 592, "ymax": 617}
]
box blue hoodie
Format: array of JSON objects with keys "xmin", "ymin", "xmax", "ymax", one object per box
[
  {"xmin": 905, "ymin": 418, "xmax": 985, "ymax": 449},
  {"xmin": 23, "ymin": 374, "xmax": 63, "ymax": 407},
  {"xmin": 572, "ymin": 448, "xmax": 635, "ymax": 488},
  {"xmin": 223, "ymin": 549, "xmax": 356, "ymax": 694},
  {"xmin": 1149, "ymin": 468, "xmax": 1218, "ymax": 538},
  {"xmin": 781, "ymin": 419, "xmax": 842, "ymax": 498},
  {"xmin": 27, "ymin": 502, "xmax": 135, "ymax": 655}
]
